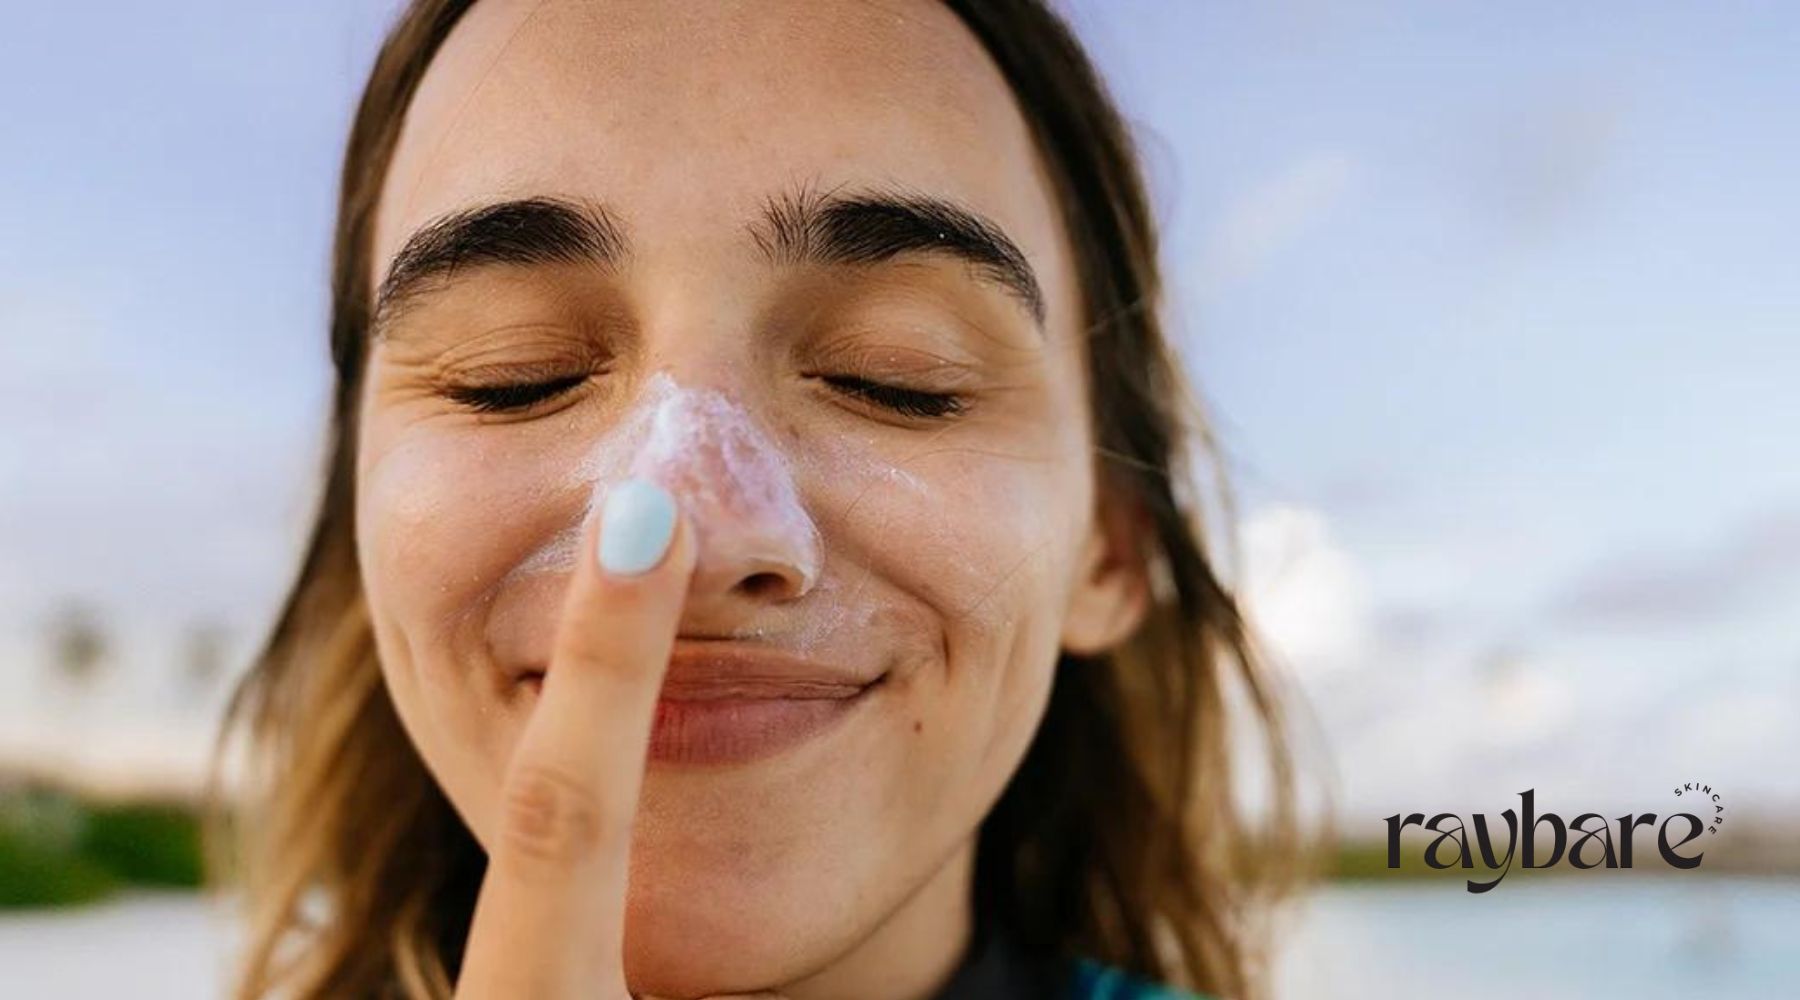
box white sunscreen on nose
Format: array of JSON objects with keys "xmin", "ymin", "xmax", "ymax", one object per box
[
  {"xmin": 615, "ymin": 372, "xmax": 822, "ymax": 590},
  {"xmin": 516, "ymin": 372, "xmax": 822, "ymax": 590}
]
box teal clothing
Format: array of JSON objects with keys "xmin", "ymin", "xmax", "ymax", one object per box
[
  {"xmin": 929, "ymin": 915, "xmax": 1209, "ymax": 1000},
  {"xmin": 1068, "ymin": 956, "xmax": 1210, "ymax": 999}
]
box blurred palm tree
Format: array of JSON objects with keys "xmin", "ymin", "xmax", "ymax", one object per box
[
  {"xmin": 45, "ymin": 601, "xmax": 108, "ymax": 694},
  {"xmin": 180, "ymin": 620, "xmax": 230, "ymax": 702}
]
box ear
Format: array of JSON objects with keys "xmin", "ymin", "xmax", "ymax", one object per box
[{"xmin": 1060, "ymin": 484, "xmax": 1155, "ymax": 656}]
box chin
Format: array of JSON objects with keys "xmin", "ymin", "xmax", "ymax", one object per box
[{"xmin": 619, "ymin": 882, "xmax": 825, "ymax": 997}]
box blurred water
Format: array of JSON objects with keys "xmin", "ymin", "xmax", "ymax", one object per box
[
  {"xmin": 0, "ymin": 880, "xmax": 1795, "ymax": 997},
  {"xmin": 1276, "ymin": 879, "xmax": 1799, "ymax": 998},
  {"xmin": 0, "ymin": 889, "xmax": 238, "ymax": 999}
]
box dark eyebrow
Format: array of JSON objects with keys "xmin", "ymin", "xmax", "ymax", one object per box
[
  {"xmin": 370, "ymin": 186, "xmax": 1047, "ymax": 336},
  {"xmin": 749, "ymin": 183, "xmax": 1046, "ymax": 328},
  {"xmin": 372, "ymin": 197, "xmax": 627, "ymax": 335}
]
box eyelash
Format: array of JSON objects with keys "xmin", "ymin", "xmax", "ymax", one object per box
[
  {"xmin": 819, "ymin": 374, "xmax": 965, "ymax": 419},
  {"xmin": 443, "ymin": 374, "xmax": 588, "ymax": 413},
  {"xmin": 443, "ymin": 372, "xmax": 963, "ymax": 419}
]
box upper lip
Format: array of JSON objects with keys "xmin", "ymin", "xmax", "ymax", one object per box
[{"xmin": 527, "ymin": 640, "xmax": 881, "ymax": 701}]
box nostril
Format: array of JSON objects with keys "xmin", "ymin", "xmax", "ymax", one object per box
[{"xmin": 736, "ymin": 571, "xmax": 793, "ymax": 601}]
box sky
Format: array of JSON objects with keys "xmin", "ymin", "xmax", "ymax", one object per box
[{"xmin": 1, "ymin": 1, "xmax": 1796, "ymax": 820}]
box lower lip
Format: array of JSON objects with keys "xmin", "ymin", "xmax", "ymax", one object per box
[{"xmin": 521, "ymin": 675, "xmax": 879, "ymax": 766}]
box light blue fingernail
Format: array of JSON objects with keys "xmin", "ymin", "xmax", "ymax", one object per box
[{"xmin": 597, "ymin": 477, "xmax": 678, "ymax": 576}]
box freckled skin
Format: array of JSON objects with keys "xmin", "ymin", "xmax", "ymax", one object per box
[{"xmin": 352, "ymin": 1, "xmax": 1146, "ymax": 997}]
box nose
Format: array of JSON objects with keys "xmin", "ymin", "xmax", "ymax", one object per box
[{"xmin": 622, "ymin": 373, "xmax": 820, "ymax": 608}]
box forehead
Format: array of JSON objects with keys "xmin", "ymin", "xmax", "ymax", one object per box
[{"xmin": 371, "ymin": 0, "xmax": 1076, "ymax": 323}]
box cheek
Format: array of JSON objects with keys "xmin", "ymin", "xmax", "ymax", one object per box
[
  {"xmin": 918, "ymin": 465, "xmax": 1058, "ymax": 623},
  {"xmin": 811, "ymin": 431, "xmax": 1082, "ymax": 718},
  {"xmin": 357, "ymin": 417, "xmax": 604, "ymax": 840},
  {"xmin": 354, "ymin": 422, "xmax": 587, "ymax": 744},
  {"xmin": 815, "ymin": 440, "xmax": 1082, "ymax": 858},
  {"xmin": 826, "ymin": 435, "xmax": 1080, "ymax": 639},
  {"xmin": 359, "ymin": 429, "xmax": 541, "ymax": 640}
]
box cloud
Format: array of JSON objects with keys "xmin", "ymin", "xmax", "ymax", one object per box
[
  {"xmin": 1467, "ymin": 83, "xmax": 1628, "ymax": 238},
  {"xmin": 1232, "ymin": 501, "xmax": 1798, "ymax": 819},
  {"xmin": 1550, "ymin": 503, "xmax": 1800, "ymax": 628},
  {"xmin": 1239, "ymin": 503, "xmax": 1373, "ymax": 678},
  {"xmin": 1194, "ymin": 148, "xmax": 1359, "ymax": 295},
  {"xmin": 1663, "ymin": 671, "xmax": 1800, "ymax": 810},
  {"xmin": 1473, "ymin": 646, "xmax": 1576, "ymax": 745}
]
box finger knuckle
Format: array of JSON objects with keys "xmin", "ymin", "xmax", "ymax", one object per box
[{"xmin": 498, "ymin": 763, "xmax": 616, "ymax": 866}]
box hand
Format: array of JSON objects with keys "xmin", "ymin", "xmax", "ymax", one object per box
[{"xmin": 453, "ymin": 478, "xmax": 786, "ymax": 1000}]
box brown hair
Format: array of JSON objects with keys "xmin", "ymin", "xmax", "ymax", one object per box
[{"xmin": 206, "ymin": 1, "xmax": 1314, "ymax": 997}]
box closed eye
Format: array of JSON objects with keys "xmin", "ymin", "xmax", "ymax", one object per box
[
  {"xmin": 820, "ymin": 374, "xmax": 964, "ymax": 419},
  {"xmin": 441, "ymin": 371, "xmax": 961, "ymax": 419},
  {"xmin": 444, "ymin": 373, "xmax": 588, "ymax": 413}
]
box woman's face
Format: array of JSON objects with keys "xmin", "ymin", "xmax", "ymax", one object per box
[{"xmin": 354, "ymin": 0, "xmax": 1144, "ymax": 992}]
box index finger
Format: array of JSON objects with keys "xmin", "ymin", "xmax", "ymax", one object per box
[{"xmin": 457, "ymin": 478, "xmax": 696, "ymax": 999}]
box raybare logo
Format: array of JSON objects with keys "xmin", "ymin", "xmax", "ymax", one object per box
[{"xmin": 1384, "ymin": 787, "xmax": 1719, "ymax": 893}]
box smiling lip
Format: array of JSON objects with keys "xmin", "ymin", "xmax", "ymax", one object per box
[{"xmin": 520, "ymin": 641, "xmax": 882, "ymax": 766}]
